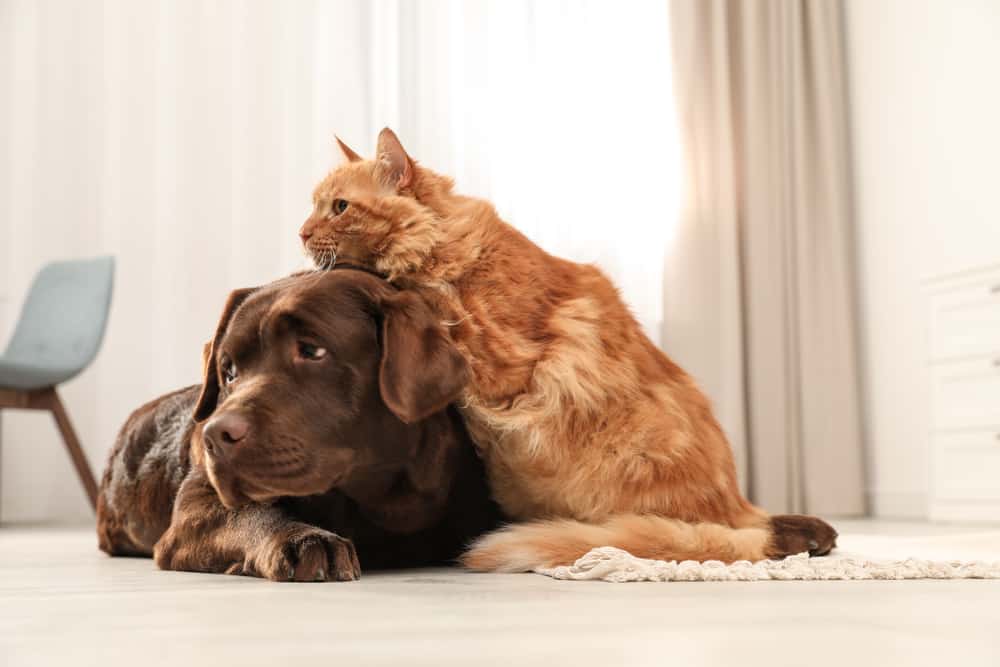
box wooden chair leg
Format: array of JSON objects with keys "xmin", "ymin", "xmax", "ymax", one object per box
[{"xmin": 44, "ymin": 388, "xmax": 99, "ymax": 510}]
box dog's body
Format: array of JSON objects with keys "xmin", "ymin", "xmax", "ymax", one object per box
[{"xmin": 97, "ymin": 270, "xmax": 500, "ymax": 581}]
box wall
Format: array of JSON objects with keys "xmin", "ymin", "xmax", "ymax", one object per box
[{"xmin": 845, "ymin": 0, "xmax": 1000, "ymax": 517}]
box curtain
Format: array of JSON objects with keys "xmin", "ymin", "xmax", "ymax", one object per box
[
  {"xmin": 666, "ymin": 0, "xmax": 866, "ymax": 515},
  {"xmin": 1, "ymin": 0, "xmax": 683, "ymax": 522},
  {"xmin": 367, "ymin": 0, "xmax": 682, "ymax": 343},
  {"xmin": 0, "ymin": 0, "xmax": 372, "ymax": 521}
]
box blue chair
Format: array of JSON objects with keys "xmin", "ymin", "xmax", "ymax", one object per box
[{"xmin": 0, "ymin": 257, "xmax": 115, "ymax": 509}]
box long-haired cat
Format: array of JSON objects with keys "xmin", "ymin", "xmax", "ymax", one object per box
[{"xmin": 298, "ymin": 129, "xmax": 837, "ymax": 571}]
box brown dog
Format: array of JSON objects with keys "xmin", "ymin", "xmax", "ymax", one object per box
[{"xmin": 96, "ymin": 269, "xmax": 499, "ymax": 581}]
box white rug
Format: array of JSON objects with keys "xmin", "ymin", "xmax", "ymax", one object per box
[{"xmin": 535, "ymin": 529, "xmax": 1000, "ymax": 582}]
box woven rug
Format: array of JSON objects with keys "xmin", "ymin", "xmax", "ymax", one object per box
[{"xmin": 535, "ymin": 529, "xmax": 1000, "ymax": 582}]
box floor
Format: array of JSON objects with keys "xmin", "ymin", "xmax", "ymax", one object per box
[{"xmin": 2, "ymin": 520, "xmax": 999, "ymax": 667}]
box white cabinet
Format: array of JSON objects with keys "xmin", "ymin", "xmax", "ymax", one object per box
[{"xmin": 926, "ymin": 266, "xmax": 1000, "ymax": 521}]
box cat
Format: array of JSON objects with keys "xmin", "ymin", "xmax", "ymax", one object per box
[{"xmin": 297, "ymin": 128, "xmax": 837, "ymax": 571}]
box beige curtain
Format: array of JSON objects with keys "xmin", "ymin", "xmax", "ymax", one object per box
[{"xmin": 664, "ymin": 0, "xmax": 866, "ymax": 516}]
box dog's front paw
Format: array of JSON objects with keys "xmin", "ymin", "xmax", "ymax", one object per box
[
  {"xmin": 153, "ymin": 526, "xmax": 240, "ymax": 575},
  {"xmin": 766, "ymin": 514, "xmax": 838, "ymax": 559},
  {"xmin": 153, "ymin": 526, "xmax": 200, "ymax": 572},
  {"xmin": 254, "ymin": 528, "xmax": 361, "ymax": 582}
]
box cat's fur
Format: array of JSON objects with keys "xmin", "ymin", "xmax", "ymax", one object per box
[{"xmin": 298, "ymin": 129, "xmax": 837, "ymax": 571}]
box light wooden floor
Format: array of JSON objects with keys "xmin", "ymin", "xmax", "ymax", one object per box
[{"xmin": 1, "ymin": 520, "xmax": 999, "ymax": 667}]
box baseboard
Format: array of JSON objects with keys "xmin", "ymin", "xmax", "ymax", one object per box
[
  {"xmin": 930, "ymin": 499, "xmax": 1000, "ymax": 523},
  {"xmin": 868, "ymin": 491, "xmax": 929, "ymax": 519}
]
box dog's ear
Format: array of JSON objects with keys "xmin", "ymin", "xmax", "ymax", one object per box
[
  {"xmin": 193, "ymin": 287, "xmax": 258, "ymax": 422},
  {"xmin": 378, "ymin": 291, "xmax": 468, "ymax": 423},
  {"xmin": 199, "ymin": 340, "xmax": 212, "ymax": 377}
]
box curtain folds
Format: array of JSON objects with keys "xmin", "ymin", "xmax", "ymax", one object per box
[
  {"xmin": 378, "ymin": 0, "xmax": 681, "ymax": 344},
  {"xmin": 0, "ymin": 0, "xmax": 372, "ymax": 521},
  {"xmin": 666, "ymin": 0, "xmax": 866, "ymax": 515}
]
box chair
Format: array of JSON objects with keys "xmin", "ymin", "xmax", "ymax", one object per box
[{"xmin": 0, "ymin": 257, "xmax": 115, "ymax": 510}]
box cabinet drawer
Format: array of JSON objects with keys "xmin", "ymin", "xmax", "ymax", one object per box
[
  {"xmin": 932, "ymin": 431, "xmax": 1000, "ymax": 500},
  {"xmin": 931, "ymin": 358, "xmax": 1000, "ymax": 430},
  {"xmin": 928, "ymin": 277, "xmax": 1000, "ymax": 361}
]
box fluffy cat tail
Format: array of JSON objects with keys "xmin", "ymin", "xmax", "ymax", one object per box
[{"xmin": 460, "ymin": 513, "xmax": 837, "ymax": 572}]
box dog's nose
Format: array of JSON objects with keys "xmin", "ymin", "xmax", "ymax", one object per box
[{"xmin": 203, "ymin": 412, "xmax": 250, "ymax": 458}]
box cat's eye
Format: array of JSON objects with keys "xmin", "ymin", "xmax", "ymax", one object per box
[
  {"xmin": 221, "ymin": 360, "xmax": 238, "ymax": 385},
  {"xmin": 297, "ymin": 341, "xmax": 328, "ymax": 361},
  {"xmin": 332, "ymin": 199, "xmax": 349, "ymax": 215}
]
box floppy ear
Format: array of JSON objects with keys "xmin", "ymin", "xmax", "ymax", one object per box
[
  {"xmin": 335, "ymin": 135, "xmax": 363, "ymax": 163},
  {"xmin": 192, "ymin": 287, "xmax": 258, "ymax": 422},
  {"xmin": 199, "ymin": 341, "xmax": 212, "ymax": 377},
  {"xmin": 375, "ymin": 127, "xmax": 414, "ymax": 190},
  {"xmin": 378, "ymin": 291, "xmax": 468, "ymax": 423}
]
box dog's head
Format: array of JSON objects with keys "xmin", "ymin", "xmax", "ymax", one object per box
[{"xmin": 193, "ymin": 269, "xmax": 468, "ymax": 522}]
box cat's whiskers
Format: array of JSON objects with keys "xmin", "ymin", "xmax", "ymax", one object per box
[
  {"xmin": 308, "ymin": 247, "xmax": 338, "ymax": 273},
  {"xmin": 296, "ymin": 247, "xmax": 338, "ymax": 290}
]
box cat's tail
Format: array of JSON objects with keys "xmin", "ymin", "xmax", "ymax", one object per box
[{"xmin": 460, "ymin": 513, "xmax": 838, "ymax": 572}]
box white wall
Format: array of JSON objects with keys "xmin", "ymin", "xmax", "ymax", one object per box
[{"xmin": 846, "ymin": 0, "xmax": 1000, "ymax": 517}]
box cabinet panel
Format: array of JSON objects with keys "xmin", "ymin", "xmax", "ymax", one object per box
[{"xmin": 930, "ymin": 358, "xmax": 1000, "ymax": 431}]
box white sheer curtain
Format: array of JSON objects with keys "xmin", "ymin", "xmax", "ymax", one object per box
[
  {"xmin": 0, "ymin": 0, "xmax": 370, "ymax": 521},
  {"xmin": 367, "ymin": 0, "xmax": 682, "ymax": 342},
  {"xmin": 1, "ymin": 0, "xmax": 681, "ymax": 521}
]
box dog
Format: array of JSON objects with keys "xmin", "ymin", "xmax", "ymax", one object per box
[{"xmin": 96, "ymin": 268, "xmax": 500, "ymax": 581}]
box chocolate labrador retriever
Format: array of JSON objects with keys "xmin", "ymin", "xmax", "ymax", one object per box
[{"xmin": 96, "ymin": 269, "xmax": 500, "ymax": 581}]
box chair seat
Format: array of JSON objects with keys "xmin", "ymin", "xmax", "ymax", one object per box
[
  {"xmin": 1, "ymin": 256, "xmax": 114, "ymax": 392},
  {"xmin": 0, "ymin": 355, "xmax": 80, "ymax": 391}
]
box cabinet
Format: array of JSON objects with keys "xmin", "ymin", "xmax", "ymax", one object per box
[{"xmin": 926, "ymin": 266, "xmax": 1000, "ymax": 521}]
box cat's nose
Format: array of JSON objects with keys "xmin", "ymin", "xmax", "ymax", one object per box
[{"xmin": 299, "ymin": 219, "xmax": 315, "ymax": 244}]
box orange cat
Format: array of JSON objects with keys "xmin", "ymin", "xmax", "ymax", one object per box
[{"xmin": 298, "ymin": 129, "xmax": 837, "ymax": 571}]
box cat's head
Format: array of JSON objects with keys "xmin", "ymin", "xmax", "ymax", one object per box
[{"xmin": 300, "ymin": 128, "xmax": 451, "ymax": 279}]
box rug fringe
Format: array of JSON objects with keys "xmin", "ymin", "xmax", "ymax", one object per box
[{"xmin": 535, "ymin": 547, "xmax": 1000, "ymax": 582}]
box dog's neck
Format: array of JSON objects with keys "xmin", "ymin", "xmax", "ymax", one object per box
[{"xmin": 338, "ymin": 418, "xmax": 457, "ymax": 535}]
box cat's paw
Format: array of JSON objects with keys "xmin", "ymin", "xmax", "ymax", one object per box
[
  {"xmin": 766, "ymin": 514, "xmax": 838, "ymax": 559},
  {"xmin": 254, "ymin": 528, "xmax": 361, "ymax": 582}
]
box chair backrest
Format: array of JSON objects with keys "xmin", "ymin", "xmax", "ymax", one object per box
[{"xmin": 4, "ymin": 256, "xmax": 115, "ymax": 379}]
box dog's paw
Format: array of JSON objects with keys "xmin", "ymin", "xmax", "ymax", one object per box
[
  {"xmin": 766, "ymin": 514, "xmax": 838, "ymax": 559},
  {"xmin": 152, "ymin": 527, "xmax": 195, "ymax": 572},
  {"xmin": 153, "ymin": 527, "xmax": 241, "ymax": 575},
  {"xmin": 255, "ymin": 528, "xmax": 361, "ymax": 582}
]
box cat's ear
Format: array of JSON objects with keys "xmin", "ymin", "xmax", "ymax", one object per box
[
  {"xmin": 375, "ymin": 127, "xmax": 414, "ymax": 190},
  {"xmin": 335, "ymin": 135, "xmax": 363, "ymax": 163}
]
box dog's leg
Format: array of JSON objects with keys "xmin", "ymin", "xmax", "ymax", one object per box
[{"xmin": 153, "ymin": 468, "xmax": 360, "ymax": 582}]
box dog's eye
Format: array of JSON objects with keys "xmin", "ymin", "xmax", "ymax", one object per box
[
  {"xmin": 332, "ymin": 199, "xmax": 349, "ymax": 216},
  {"xmin": 298, "ymin": 342, "xmax": 328, "ymax": 361},
  {"xmin": 222, "ymin": 362, "xmax": 238, "ymax": 385}
]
